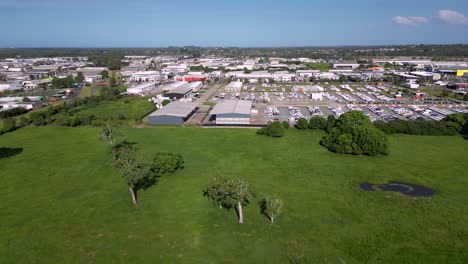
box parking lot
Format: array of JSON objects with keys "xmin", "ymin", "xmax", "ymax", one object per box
[{"xmin": 206, "ymin": 82, "xmax": 468, "ymax": 125}]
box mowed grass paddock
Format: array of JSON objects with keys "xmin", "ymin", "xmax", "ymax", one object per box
[{"xmin": 0, "ymin": 127, "xmax": 467, "ymax": 263}]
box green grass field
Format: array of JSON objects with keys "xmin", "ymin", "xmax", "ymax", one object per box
[
  {"xmin": 74, "ymin": 97, "xmax": 154, "ymax": 124},
  {"xmin": 1, "ymin": 127, "xmax": 467, "ymax": 263},
  {"xmin": 306, "ymin": 63, "xmax": 330, "ymax": 72}
]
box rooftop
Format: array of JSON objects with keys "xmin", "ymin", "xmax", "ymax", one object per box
[
  {"xmin": 148, "ymin": 102, "xmax": 198, "ymax": 118},
  {"xmin": 211, "ymin": 100, "xmax": 252, "ymax": 115}
]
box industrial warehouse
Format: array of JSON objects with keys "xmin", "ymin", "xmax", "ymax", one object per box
[
  {"xmin": 209, "ymin": 100, "xmax": 252, "ymax": 125},
  {"xmin": 147, "ymin": 101, "xmax": 198, "ymax": 125}
]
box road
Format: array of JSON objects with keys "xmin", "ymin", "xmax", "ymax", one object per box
[{"xmin": 195, "ymin": 84, "xmax": 221, "ymax": 106}]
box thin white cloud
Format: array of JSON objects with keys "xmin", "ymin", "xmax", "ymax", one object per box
[
  {"xmin": 0, "ymin": 0, "xmax": 102, "ymax": 8},
  {"xmin": 392, "ymin": 16, "xmax": 429, "ymax": 26},
  {"xmin": 437, "ymin": 10, "xmax": 468, "ymax": 25}
]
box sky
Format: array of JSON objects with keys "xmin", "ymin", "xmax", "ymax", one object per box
[{"xmin": 1, "ymin": 0, "xmax": 468, "ymax": 47}]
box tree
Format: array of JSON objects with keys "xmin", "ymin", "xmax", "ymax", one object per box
[
  {"xmin": 151, "ymin": 152, "xmax": 184, "ymax": 174},
  {"xmin": 463, "ymin": 93, "xmax": 468, "ymax": 101},
  {"xmin": 204, "ymin": 176, "xmax": 227, "ymax": 209},
  {"xmin": 1, "ymin": 118, "xmax": 16, "ymax": 134},
  {"xmin": 339, "ymin": 75, "xmax": 347, "ymax": 82},
  {"xmin": 18, "ymin": 116, "xmax": 29, "ymax": 127},
  {"xmin": 321, "ymin": 111, "xmax": 389, "ymax": 156},
  {"xmin": 109, "ymin": 76, "xmax": 117, "ymax": 87},
  {"xmin": 204, "ymin": 176, "xmax": 255, "ymax": 224},
  {"xmin": 295, "ymin": 118, "xmax": 308, "ymax": 129},
  {"xmin": 112, "ymin": 141, "xmax": 143, "ymax": 204},
  {"xmin": 440, "ymin": 89, "xmax": 450, "ymax": 98},
  {"xmin": 261, "ymin": 195, "xmax": 283, "ymax": 224},
  {"xmin": 112, "ymin": 141, "xmax": 184, "ymax": 204},
  {"xmin": 100, "ymin": 70, "xmax": 109, "ymax": 80},
  {"xmin": 75, "ymin": 71, "xmax": 85, "ymax": 84},
  {"xmin": 121, "ymin": 159, "xmax": 155, "ymax": 204},
  {"xmin": 0, "ymin": 73, "xmax": 7, "ymax": 81},
  {"xmin": 282, "ymin": 121, "xmax": 290, "ymax": 129},
  {"xmin": 442, "ymin": 113, "xmax": 466, "ymax": 134},
  {"xmin": 326, "ymin": 115, "xmax": 336, "ymax": 132},
  {"xmin": 22, "ymin": 97, "xmax": 31, "ymax": 102},
  {"xmin": 257, "ymin": 121, "xmax": 285, "ymax": 137},
  {"xmin": 99, "ymin": 122, "xmax": 121, "ymax": 145},
  {"xmin": 308, "ymin": 116, "xmax": 327, "ymax": 129}
]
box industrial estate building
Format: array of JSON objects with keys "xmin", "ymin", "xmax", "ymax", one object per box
[
  {"xmin": 126, "ymin": 83, "xmax": 157, "ymax": 95},
  {"xmin": 164, "ymin": 86, "xmax": 193, "ymax": 99},
  {"xmin": 209, "ymin": 100, "xmax": 252, "ymax": 125},
  {"xmin": 147, "ymin": 102, "xmax": 198, "ymax": 125},
  {"xmin": 224, "ymin": 81, "xmax": 243, "ymax": 92}
]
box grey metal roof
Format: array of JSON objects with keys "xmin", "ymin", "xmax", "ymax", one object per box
[
  {"xmin": 166, "ymin": 85, "xmax": 192, "ymax": 95},
  {"xmin": 149, "ymin": 102, "xmax": 198, "ymax": 118},
  {"xmin": 210, "ymin": 100, "xmax": 251, "ymax": 115}
]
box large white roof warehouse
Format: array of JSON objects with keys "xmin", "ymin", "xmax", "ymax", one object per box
[{"xmin": 209, "ymin": 100, "xmax": 252, "ymax": 125}]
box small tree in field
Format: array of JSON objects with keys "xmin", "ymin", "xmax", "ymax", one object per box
[
  {"xmin": 261, "ymin": 195, "xmax": 283, "ymax": 223},
  {"xmin": 204, "ymin": 176, "xmax": 226, "ymax": 209},
  {"xmin": 99, "ymin": 122, "xmax": 121, "ymax": 145},
  {"xmin": 112, "ymin": 141, "xmax": 184, "ymax": 204},
  {"xmin": 204, "ymin": 177, "xmax": 255, "ymax": 224}
]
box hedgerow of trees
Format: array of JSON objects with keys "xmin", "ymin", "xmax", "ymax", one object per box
[{"xmin": 374, "ymin": 113, "xmax": 468, "ymax": 136}]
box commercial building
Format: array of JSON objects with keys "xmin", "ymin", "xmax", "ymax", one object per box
[
  {"xmin": 0, "ymin": 82, "xmax": 21, "ymax": 91},
  {"xmin": 224, "ymin": 81, "xmax": 243, "ymax": 92},
  {"xmin": 160, "ymin": 81, "xmax": 187, "ymax": 92},
  {"xmin": 126, "ymin": 82, "xmax": 157, "ymax": 95},
  {"xmin": 292, "ymin": 85, "xmax": 324, "ymax": 92},
  {"xmin": 209, "ymin": 100, "xmax": 252, "ymax": 125},
  {"xmin": 331, "ymin": 61, "xmax": 360, "ymax": 70},
  {"xmin": 129, "ymin": 71, "xmax": 162, "ymax": 82},
  {"xmin": 147, "ymin": 102, "xmax": 198, "ymax": 125},
  {"xmin": 184, "ymin": 81, "xmax": 203, "ymax": 92},
  {"xmin": 409, "ymin": 71, "xmax": 441, "ymax": 81},
  {"xmin": 296, "ymin": 70, "xmax": 320, "ymax": 78},
  {"xmin": 457, "ymin": 70, "xmax": 468, "ymax": 77},
  {"xmin": 164, "ymin": 86, "xmax": 193, "ymax": 99}
]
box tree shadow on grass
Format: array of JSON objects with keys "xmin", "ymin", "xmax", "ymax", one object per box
[{"xmin": 0, "ymin": 147, "xmax": 23, "ymax": 159}]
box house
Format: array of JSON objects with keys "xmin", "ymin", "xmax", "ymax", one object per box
[
  {"xmin": 413, "ymin": 90, "xmax": 426, "ymax": 101},
  {"xmin": 147, "ymin": 101, "xmax": 198, "ymax": 125},
  {"xmin": 84, "ymin": 75, "xmax": 103, "ymax": 84}
]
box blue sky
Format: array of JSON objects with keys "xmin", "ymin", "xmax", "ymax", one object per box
[{"xmin": 1, "ymin": 0, "xmax": 467, "ymax": 47}]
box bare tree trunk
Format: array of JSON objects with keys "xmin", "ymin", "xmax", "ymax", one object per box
[
  {"xmin": 128, "ymin": 187, "xmax": 137, "ymax": 204},
  {"xmin": 270, "ymin": 217, "xmax": 274, "ymax": 224},
  {"xmin": 237, "ymin": 201, "xmax": 244, "ymax": 224}
]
